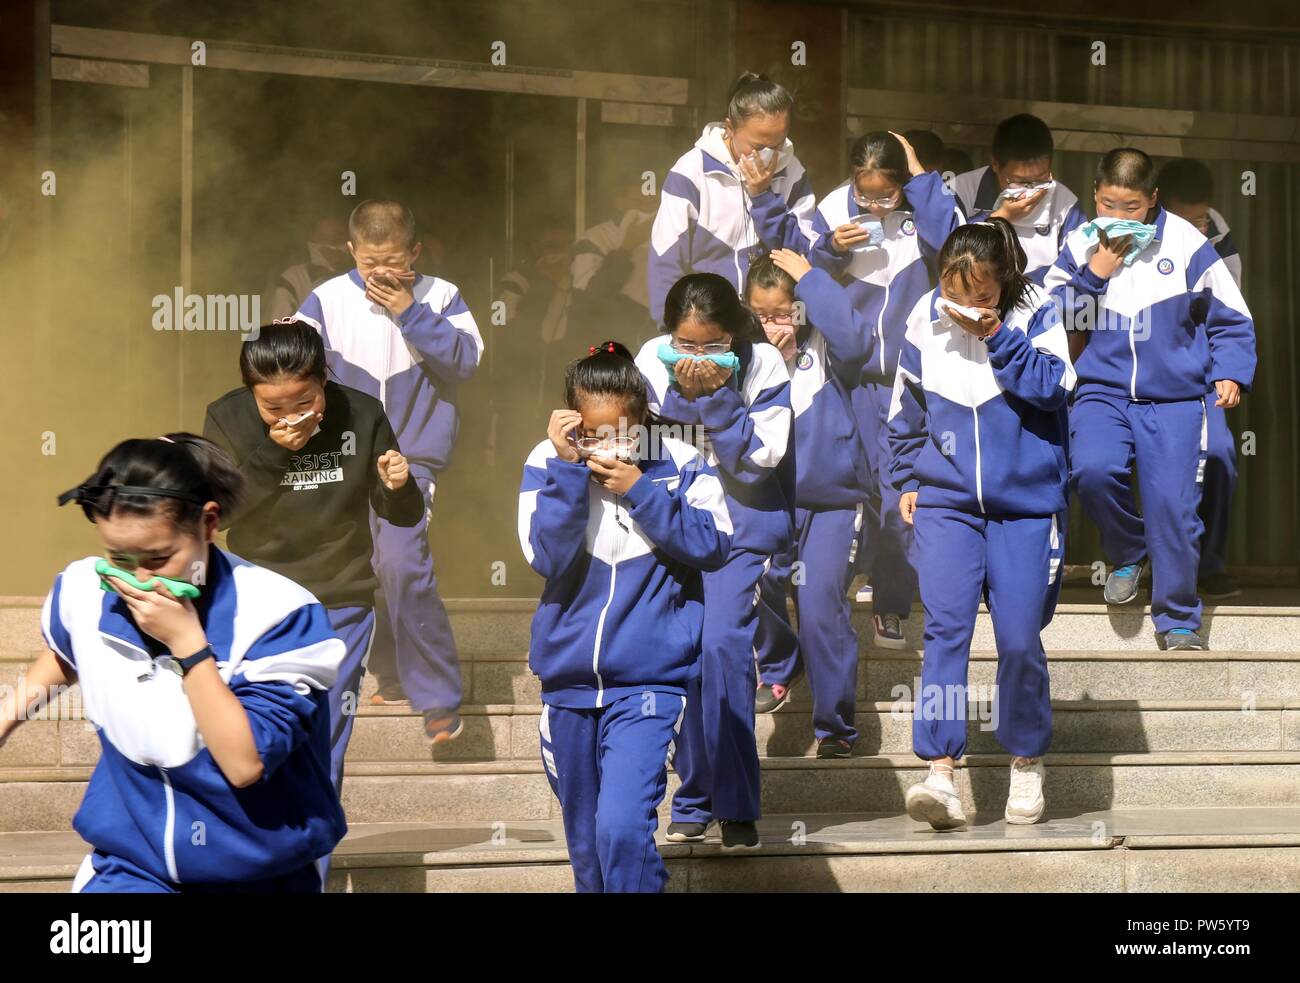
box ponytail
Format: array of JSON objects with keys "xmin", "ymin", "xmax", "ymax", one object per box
[
  {"xmin": 563, "ymin": 340, "xmax": 649, "ymax": 420},
  {"xmin": 58, "ymin": 434, "xmax": 245, "ymax": 528},
  {"xmin": 936, "ymin": 218, "xmax": 1032, "ymax": 320},
  {"xmin": 725, "ymin": 72, "xmax": 793, "ymax": 125}
]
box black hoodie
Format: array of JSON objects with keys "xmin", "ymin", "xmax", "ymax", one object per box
[{"xmin": 203, "ymin": 381, "xmax": 423, "ymax": 607}]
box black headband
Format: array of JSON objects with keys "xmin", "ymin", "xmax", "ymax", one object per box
[{"xmin": 57, "ymin": 481, "xmax": 209, "ymax": 512}]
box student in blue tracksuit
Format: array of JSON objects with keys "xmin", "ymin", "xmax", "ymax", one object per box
[
  {"xmin": 1157, "ymin": 157, "xmax": 1248, "ymax": 601},
  {"xmin": 750, "ymin": 251, "xmax": 876, "ymax": 757},
  {"xmin": 648, "ymin": 72, "xmax": 817, "ymax": 324},
  {"xmin": 296, "ymin": 199, "xmax": 484, "ymax": 742},
  {"xmin": 952, "ymin": 114, "xmax": 1088, "ymax": 284},
  {"xmin": 0, "ymin": 436, "xmax": 347, "ymax": 892},
  {"xmin": 808, "ymin": 131, "xmax": 964, "ymax": 648},
  {"xmin": 889, "ymin": 219, "xmax": 1075, "ymax": 830},
  {"xmin": 519, "ymin": 342, "xmax": 733, "ymax": 893},
  {"xmin": 634, "ymin": 274, "xmax": 792, "ymax": 850},
  {"xmin": 203, "ymin": 320, "xmax": 425, "ymax": 795},
  {"xmin": 1045, "ymin": 149, "xmax": 1256, "ymax": 651}
]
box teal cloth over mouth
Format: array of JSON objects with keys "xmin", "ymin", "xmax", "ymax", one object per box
[
  {"xmin": 657, "ymin": 342, "xmax": 741, "ymax": 375},
  {"xmin": 1079, "ymin": 216, "xmax": 1159, "ymax": 265}
]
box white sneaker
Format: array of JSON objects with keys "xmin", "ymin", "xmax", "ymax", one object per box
[
  {"xmin": 1005, "ymin": 757, "xmax": 1046, "ymax": 824},
  {"xmin": 854, "ymin": 584, "xmax": 873, "ymax": 603},
  {"xmin": 904, "ymin": 764, "xmax": 967, "ymax": 830}
]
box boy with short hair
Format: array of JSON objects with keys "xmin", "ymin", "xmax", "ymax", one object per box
[
  {"xmin": 296, "ymin": 199, "xmax": 483, "ymax": 741},
  {"xmin": 1045, "ymin": 149, "xmax": 1256, "ymax": 651},
  {"xmin": 1157, "ymin": 157, "xmax": 1247, "ymax": 599},
  {"xmin": 954, "ymin": 113, "xmax": 1088, "ymax": 283}
]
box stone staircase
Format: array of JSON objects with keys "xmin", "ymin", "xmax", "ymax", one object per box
[{"xmin": 2, "ymin": 589, "xmax": 1300, "ymax": 892}]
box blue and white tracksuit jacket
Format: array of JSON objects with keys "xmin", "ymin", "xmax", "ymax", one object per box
[
  {"xmin": 648, "ymin": 123, "xmax": 816, "ymax": 324},
  {"xmin": 1044, "ymin": 205, "xmax": 1256, "ymax": 633},
  {"xmin": 753, "ymin": 267, "xmax": 878, "ymax": 745},
  {"xmin": 953, "ymin": 166, "xmax": 1088, "ymax": 284},
  {"xmin": 887, "ymin": 284, "xmax": 1076, "ymax": 516},
  {"xmin": 808, "ymin": 169, "xmax": 964, "ymax": 386},
  {"xmin": 296, "ymin": 270, "xmax": 484, "ymax": 480},
  {"xmin": 43, "ymin": 548, "xmax": 346, "ymax": 889},
  {"xmin": 518, "ymin": 437, "xmax": 733, "ymax": 707},
  {"xmin": 1044, "ymin": 205, "xmax": 1255, "ymax": 405},
  {"xmin": 635, "ymin": 338, "xmax": 794, "ymax": 554},
  {"xmin": 887, "ymin": 285, "xmax": 1075, "ymax": 760}
]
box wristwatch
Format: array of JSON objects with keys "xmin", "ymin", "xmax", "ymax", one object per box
[{"xmin": 177, "ymin": 645, "xmax": 216, "ymax": 676}]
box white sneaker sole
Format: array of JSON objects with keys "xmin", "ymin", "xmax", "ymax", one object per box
[
  {"xmin": 719, "ymin": 840, "xmax": 763, "ymax": 852},
  {"xmin": 665, "ymin": 830, "xmax": 708, "ymax": 843},
  {"xmin": 905, "ymin": 785, "xmax": 967, "ymax": 830},
  {"xmin": 1005, "ymin": 798, "xmax": 1045, "ymax": 825},
  {"xmin": 874, "ymin": 633, "xmax": 908, "ymax": 651}
]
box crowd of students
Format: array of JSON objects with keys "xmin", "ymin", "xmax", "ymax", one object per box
[{"xmin": 0, "ymin": 70, "xmax": 1255, "ymax": 894}]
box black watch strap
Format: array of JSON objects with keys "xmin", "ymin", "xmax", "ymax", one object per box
[{"xmin": 178, "ymin": 645, "xmax": 215, "ymax": 675}]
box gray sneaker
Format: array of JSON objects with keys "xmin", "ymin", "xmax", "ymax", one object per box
[
  {"xmin": 1162, "ymin": 629, "xmax": 1206, "ymax": 651},
  {"xmin": 1103, "ymin": 560, "xmax": 1146, "ymax": 604}
]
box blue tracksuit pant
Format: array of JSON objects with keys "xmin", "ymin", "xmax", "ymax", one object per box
[
  {"xmin": 670, "ymin": 548, "xmax": 765, "ymax": 825},
  {"xmin": 862, "ymin": 381, "xmax": 918, "ymax": 615},
  {"xmin": 1070, "ymin": 391, "xmax": 1207, "ymax": 633},
  {"xmin": 73, "ymin": 849, "xmax": 325, "ymax": 893},
  {"xmin": 540, "ymin": 692, "xmax": 686, "ymax": 893},
  {"xmin": 850, "ymin": 385, "xmax": 880, "ymax": 580},
  {"xmin": 1198, "ymin": 388, "xmax": 1237, "ymax": 579},
  {"xmin": 754, "ymin": 506, "xmax": 861, "ymax": 744},
  {"xmin": 367, "ymin": 473, "xmax": 463, "ymax": 713},
  {"xmin": 324, "ymin": 605, "xmax": 375, "ymax": 795},
  {"xmin": 912, "ymin": 506, "xmax": 1063, "ymax": 761}
]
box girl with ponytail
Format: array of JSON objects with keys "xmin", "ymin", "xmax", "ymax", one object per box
[
  {"xmin": 647, "ymin": 71, "xmax": 817, "ymax": 326},
  {"xmin": 887, "ymin": 216, "xmax": 1076, "ymax": 832},
  {"xmin": 519, "ymin": 339, "xmax": 734, "ymax": 892},
  {"xmin": 0, "ymin": 434, "xmax": 347, "ymax": 892}
]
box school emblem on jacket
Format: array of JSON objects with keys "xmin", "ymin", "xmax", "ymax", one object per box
[
  {"xmin": 1157, "ymin": 258, "xmax": 1174, "ymax": 275},
  {"xmin": 796, "ymin": 350, "xmax": 815, "ymax": 370},
  {"xmin": 901, "ymin": 218, "xmax": 916, "ymax": 236}
]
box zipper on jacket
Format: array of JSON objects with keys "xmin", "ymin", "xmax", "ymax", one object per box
[
  {"xmin": 589, "ymin": 490, "xmax": 626, "ymax": 707},
  {"xmin": 380, "ymin": 310, "xmax": 393, "ymax": 407},
  {"xmin": 160, "ymin": 768, "xmax": 180, "ymax": 883},
  {"xmin": 968, "ymin": 332, "xmax": 985, "ymax": 512},
  {"xmin": 877, "ymin": 279, "xmax": 891, "ymax": 375},
  {"xmin": 1128, "ymin": 316, "xmax": 1138, "ymax": 399},
  {"xmin": 734, "ymin": 182, "xmax": 749, "ymax": 293}
]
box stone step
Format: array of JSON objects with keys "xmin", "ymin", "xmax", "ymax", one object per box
[
  {"xmin": 5, "ymin": 807, "xmax": 1300, "ymax": 892},
  {"xmin": 6, "ymin": 700, "xmax": 1298, "ymax": 771},
  {"xmin": 461, "ymin": 650, "xmax": 1300, "ymax": 707},
  {"xmin": 4, "ymin": 591, "xmax": 1300, "ymax": 663},
  {"xmin": 6, "ymin": 650, "xmax": 1300, "ymax": 710},
  {"xmin": 5, "ymin": 752, "xmax": 1300, "ymax": 831}
]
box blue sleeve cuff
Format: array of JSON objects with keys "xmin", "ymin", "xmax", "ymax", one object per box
[
  {"xmin": 982, "ymin": 322, "xmax": 1017, "ymax": 355},
  {"xmin": 622, "ymin": 472, "xmax": 655, "ymax": 508},
  {"xmin": 1078, "ymin": 263, "xmax": 1108, "ymax": 293}
]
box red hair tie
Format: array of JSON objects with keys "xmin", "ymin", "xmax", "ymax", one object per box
[{"xmin": 588, "ymin": 342, "xmax": 617, "ymax": 356}]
